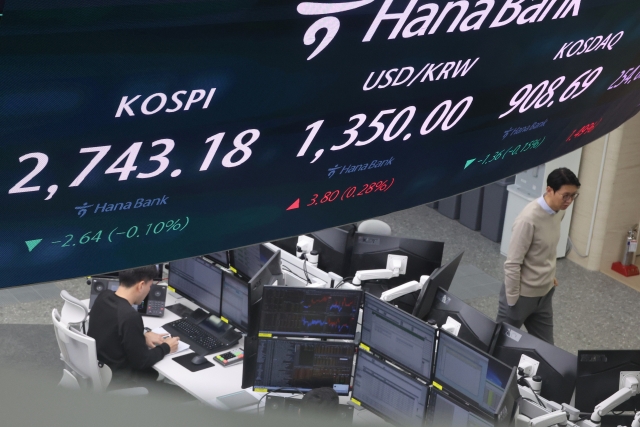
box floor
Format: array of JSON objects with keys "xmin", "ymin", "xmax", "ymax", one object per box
[{"xmin": 1, "ymin": 202, "xmax": 639, "ymax": 390}]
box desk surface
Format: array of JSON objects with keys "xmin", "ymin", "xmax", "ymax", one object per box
[
  {"xmin": 145, "ymin": 292, "xmax": 248, "ymax": 409},
  {"xmin": 83, "ymin": 289, "xmax": 390, "ymax": 425}
]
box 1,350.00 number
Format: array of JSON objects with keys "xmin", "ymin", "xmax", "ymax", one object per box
[{"xmin": 296, "ymin": 97, "xmax": 473, "ymax": 158}]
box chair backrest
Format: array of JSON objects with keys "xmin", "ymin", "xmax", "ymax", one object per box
[
  {"xmin": 60, "ymin": 290, "xmax": 89, "ymax": 329},
  {"xmin": 357, "ymin": 219, "xmax": 392, "ymax": 236},
  {"xmin": 52, "ymin": 308, "xmax": 110, "ymax": 392}
]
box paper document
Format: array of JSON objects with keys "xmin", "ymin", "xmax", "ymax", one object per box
[{"xmin": 152, "ymin": 327, "xmax": 191, "ymax": 354}]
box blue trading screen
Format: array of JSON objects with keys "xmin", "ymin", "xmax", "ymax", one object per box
[
  {"xmin": 352, "ymin": 349, "xmax": 429, "ymax": 427},
  {"xmin": 426, "ymin": 389, "xmax": 494, "ymax": 427},
  {"xmin": 361, "ymin": 293, "xmax": 436, "ymax": 380},
  {"xmin": 259, "ymin": 287, "xmax": 362, "ymax": 339},
  {"xmin": 434, "ymin": 333, "xmax": 511, "ymax": 415},
  {"xmin": 254, "ymin": 338, "xmax": 354, "ymax": 394}
]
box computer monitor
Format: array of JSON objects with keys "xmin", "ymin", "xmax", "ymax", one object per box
[
  {"xmin": 426, "ymin": 388, "xmax": 496, "ymax": 427},
  {"xmin": 412, "ymin": 251, "xmax": 464, "ymax": 320},
  {"xmin": 220, "ymin": 251, "xmax": 283, "ymax": 336},
  {"xmin": 427, "ymin": 288, "xmax": 499, "ymax": 352},
  {"xmin": 253, "ymin": 338, "xmax": 354, "ymax": 395},
  {"xmin": 308, "ymin": 226, "xmax": 354, "ymax": 277},
  {"xmin": 270, "ymin": 226, "xmax": 355, "ymax": 277},
  {"xmin": 434, "ymin": 330, "xmax": 518, "ymax": 419},
  {"xmin": 490, "ymin": 323, "xmax": 577, "ymax": 405},
  {"xmin": 575, "ymin": 350, "xmax": 640, "ymax": 412},
  {"xmin": 205, "ymin": 251, "xmax": 230, "ymax": 269},
  {"xmin": 351, "ymin": 349, "xmax": 429, "ymax": 427},
  {"xmin": 231, "ymin": 244, "xmax": 275, "ymax": 280},
  {"xmin": 259, "ymin": 287, "xmax": 362, "ymax": 339},
  {"xmin": 270, "ymin": 236, "xmax": 298, "ymax": 256},
  {"xmin": 168, "ymin": 257, "xmax": 222, "ymax": 316},
  {"xmin": 348, "ymin": 233, "xmax": 444, "ymax": 289},
  {"xmin": 361, "ymin": 293, "xmax": 436, "ymax": 381},
  {"xmin": 249, "ymin": 249, "xmax": 284, "ymax": 290},
  {"xmin": 220, "ymin": 272, "xmax": 250, "ymax": 334}
]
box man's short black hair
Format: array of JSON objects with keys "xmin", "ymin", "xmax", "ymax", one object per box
[
  {"xmin": 301, "ymin": 387, "xmax": 339, "ymax": 417},
  {"xmin": 547, "ymin": 167, "xmax": 581, "ymax": 192},
  {"xmin": 118, "ymin": 265, "xmax": 158, "ymax": 288}
]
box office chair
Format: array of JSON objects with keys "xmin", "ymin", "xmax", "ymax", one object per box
[
  {"xmin": 357, "ymin": 219, "xmax": 392, "ymax": 236},
  {"xmin": 59, "ymin": 290, "xmax": 89, "ymax": 333},
  {"xmin": 52, "ymin": 294, "xmax": 148, "ymax": 396}
]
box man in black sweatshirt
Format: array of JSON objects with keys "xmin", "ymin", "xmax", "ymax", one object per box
[{"xmin": 88, "ymin": 265, "xmax": 180, "ymax": 386}]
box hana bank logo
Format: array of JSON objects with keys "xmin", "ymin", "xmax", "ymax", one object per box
[{"xmin": 297, "ymin": 0, "xmax": 375, "ymax": 60}]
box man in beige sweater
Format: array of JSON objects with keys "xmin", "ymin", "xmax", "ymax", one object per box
[{"xmin": 496, "ymin": 168, "xmax": 581, "ymax": 344}]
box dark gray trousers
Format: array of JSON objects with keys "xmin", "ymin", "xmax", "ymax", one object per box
[{"xmin": 496, "ymin": 284, "xmax": 555, "ymax": 345}]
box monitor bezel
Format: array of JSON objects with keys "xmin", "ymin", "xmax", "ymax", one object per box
[
  {"xmin": 351, "ymin": 348, "xmax": 430, "ymax": 427},
  {"xmin": 252, "ymin": 337, "xmax": 355, "ymax": 395},
  {"xmin": 167, "ymin": 256, "xmax": 223, "ymax": 316},
  {"xmin": 433, "ymin": 329, "xmax": 517, "ymax": 418},
  {"xmin": 258, "ymin": 286, "xmax": 363, "ymax": 339},
  {"xmin": 361, "ymin": 293, "xmax": 437, "ymax": 382}
]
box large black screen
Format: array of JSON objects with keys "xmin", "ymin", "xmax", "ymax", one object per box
[{"xmin": 2, "ymin": 1, "xmax": 640, "ymax": 287}]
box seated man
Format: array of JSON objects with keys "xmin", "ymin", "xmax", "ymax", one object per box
[{"xmin": 88, "ymin": 265, "xmax": 180, "ymax": 385}]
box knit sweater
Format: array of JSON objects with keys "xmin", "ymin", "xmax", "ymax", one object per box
[{"xmin": 504, "ymin": 199, "xmax": 564, "ymax": 306}]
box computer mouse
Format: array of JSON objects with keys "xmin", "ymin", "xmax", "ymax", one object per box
[{"xmin": 191, "ymin": 355, "xmax": 208, "ymax": 365}]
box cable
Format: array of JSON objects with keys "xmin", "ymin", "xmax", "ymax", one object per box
[
  {"xmin": 335, "ymin": 277, "xmax": 355, "ymax": 288},
  {"xmin": 302, "ymin": 257, "xmax": 312, "ymax": 284}
]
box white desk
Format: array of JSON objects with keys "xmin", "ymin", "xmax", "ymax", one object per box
[
  {"xmin": 84, "ymin": 291, "xmax": 391, "ymax": 424},
  {"xmin": 144, "ymin": 292, "xmax": 251, "ymax": 409}
]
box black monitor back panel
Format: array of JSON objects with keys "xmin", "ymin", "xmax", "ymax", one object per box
[
  {"xmin": 575, "ymin": 350, "xmax": 640, "ymax": 412},
  {"xmin": 412, "ymin": 251, "xmax": 464, "ymax": 320},
  {"xmin": 491, "ymin": 323, "xmax": 577, "ymax": 405},
  {"xmin": 427, "ymin": 288, "xmax": 499, "ymax": 353},
  {"xmin": 349, "ymin": 233, "xmax": 444, "ymax": 288}
]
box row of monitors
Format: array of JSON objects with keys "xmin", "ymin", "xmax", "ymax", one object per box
[
  {"xmin": 173, "ymin": 248, "xmax": 639, "ymax": 414},
  {"xmin": 168, "ymin": 245, "xmax": 283, "ymax": 335},
  {"xmin": 251, "ymin": 329, "xmax": 519, "ymax": 427},
  {"xmin": 272, "ymin": 227, "xmax": 445, "ymax": 285}
]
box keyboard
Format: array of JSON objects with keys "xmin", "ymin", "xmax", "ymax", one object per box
[{"xmin": 163, "ymin": 318, "xmax": 230, "ymax": 353}]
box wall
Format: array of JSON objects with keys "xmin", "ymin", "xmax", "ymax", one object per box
[{"xmin": 567, "ymin": 114, "xmax": 640, "ymax": 278}]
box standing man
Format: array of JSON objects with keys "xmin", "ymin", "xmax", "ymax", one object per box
[
  {"xmin": 88, "ymin": 265, "xmax": 180, "ymax": 386},
  {"xmin": 496, "ymin": 168, "xmax": 581, "ymax": 344}
]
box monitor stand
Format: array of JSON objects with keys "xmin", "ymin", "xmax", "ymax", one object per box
[
  {"xmin": 188, "ymin": 308, "xmax": 211, "ymax": 324},
  {"xmin": 165, "ymin": 303, "xmax": 194, "ymax": 318}
]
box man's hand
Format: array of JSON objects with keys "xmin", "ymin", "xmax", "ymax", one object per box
[
  {"xmin": 144, "ymin": 331, "xmax": 165, "ymax": 349},
  {"xmin": 554, "ymin": 278, "xmax": 558, "ymax": 287},
  {"xmin": 165, "ymin": 337, "xmax": 180, "ymax": 353}
]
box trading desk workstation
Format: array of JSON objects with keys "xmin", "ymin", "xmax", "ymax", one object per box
[{"xmin": 84, "ymin": 227, "xmax": 640, "ymax": 427}]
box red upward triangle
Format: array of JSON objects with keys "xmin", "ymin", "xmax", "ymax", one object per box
[{"xmin": 286, "ymin": 198, "xmax": 300, "ymax": 211}]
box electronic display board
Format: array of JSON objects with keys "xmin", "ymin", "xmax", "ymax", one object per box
[{"xmin": 1, "ymin": 0, "xmax": 640, "ymax": 287}]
